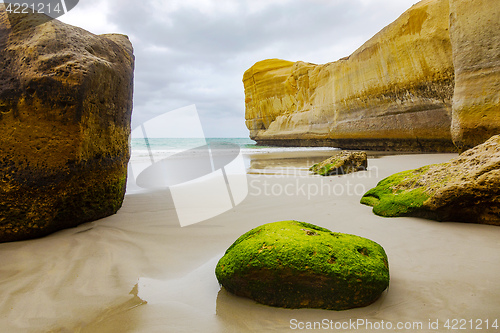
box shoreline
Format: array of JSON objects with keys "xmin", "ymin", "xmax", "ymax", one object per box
[
  {"xmin": 1, "ymin": 152, "xmax": 499, "ymax": 332},
  {"xmin": 249, "ymin": 138, "xmax": 458, "ymax": 153}
]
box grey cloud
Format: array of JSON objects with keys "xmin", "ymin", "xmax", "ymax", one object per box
[{"xmin": 96, "ymin": 0, "xmax": 418, "ymax": 136}]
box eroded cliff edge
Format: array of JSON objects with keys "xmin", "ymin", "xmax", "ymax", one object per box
[{"xmin": 244, "ymin": 0, "xmax": 499, "ymax": 151}]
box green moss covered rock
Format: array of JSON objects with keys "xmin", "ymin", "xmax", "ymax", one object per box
[
  {"xmin": 360, "ymin": 167, "xmax": 432, "ymax": 217},
  {"xmin": 215, "ymin": 220, "xmax": 389, "ymax": 310},
  {"xmin": 361, "ymin": 135, "xmax": 500, "ymax": 225},
  {"xmin": 310, "ymin": 151, "xmax": 367, "ymax": 176}
]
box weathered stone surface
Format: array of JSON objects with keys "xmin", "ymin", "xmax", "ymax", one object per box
[
  {"xmin": 0, "ymin": 8, "xmax": 134, "ymax": 242},
  {"xmin": 215, "ymin": 221, "xmax": 390, "ymax": 310},
  {"xmin": 244, "ymin": 0, "xmax": 455, "ymax": 152},
  {"xmin": 310, "ymin": 151, "xmax": 367, "ymax": 176},
  {"xmin": 449, "ymin": 0, "xmax": 500, "ymax": 151},
  {"xmin": 361, "ymin": 135, "xmax": 500, "ymax": 225}
]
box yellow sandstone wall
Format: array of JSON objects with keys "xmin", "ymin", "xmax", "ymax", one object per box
[
  {"xmin": 449, "ymin": 0, "xmax": 500, "ymax": 151},
  {"xmin": 244, "ymin": 0, "xmax": 456, "ymax": 151}
]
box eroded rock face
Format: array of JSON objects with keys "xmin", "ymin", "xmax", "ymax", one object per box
[
  {"xmin": 449, "ymin": 0, "xmax": 500, "ymax": 151},
  {"xmin": 361, "ymin": 135, "xmax": 500, "ymax": 225},
  {"xmin": 215, "ymin": 221, "xmax": 390, "ymax": 310},
  {"xmin": 310, "ymin": 151, "xmax": 367, "ymax": 176},
  {"xmin": 0, "ymin": 8, "xmax": 134, "ymax": 242},
  {"xmin": 244, "ymin": 0, "xmax": 455, "ymax": 152}
]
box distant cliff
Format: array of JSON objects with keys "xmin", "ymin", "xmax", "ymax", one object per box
[{"xmin": 244, "ymin": 0, "xmax": 499, "ymax": 152}]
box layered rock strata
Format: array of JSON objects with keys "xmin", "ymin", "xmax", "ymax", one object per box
[
  {"xmin": 361, "ymin": 135, "xmax": 500, "ymax": 225},
  {"xmin": 449, "ymin": 0, "xmax": 500, "ymax": 151},
  {"xmin": 0, "ymin": 8, "xmax": 134, "ymax": 242},
  {"xmin": 244, "ymin": 0, "xmax": 455, "ymax": 152},
  {"xmin": 245, "ymin": 0, "xmax": 500, "ymax": 151}
]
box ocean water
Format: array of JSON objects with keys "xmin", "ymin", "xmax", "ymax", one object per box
[
  {"xmin": 127, "ymin": 138, "xmax": 341, "ymax": 193},
  {"xmin": 130, "ymin": 137, "xmax": 339, "ymax": 162},
  {"xmin": 130, "ymin": 138, "xmax": 256, "ymax": 157}
]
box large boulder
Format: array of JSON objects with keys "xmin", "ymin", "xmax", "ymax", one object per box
[
  {"xmin": 361, "ymin": 135, "xmax": 500, "ymax": 225},
  {"xmin": 215, "ymin": 221, "xmax": 390, "ymax": 310},
  {"xmin": 0, "ymin": 8, "xmax": 134, "ymax": 242},
  {"xmin": 310, "ymin": 151, "xmax": 367, "ymax": 176},
  {"xmin": 449, "ymin": 0, "xmax": 500, "ymax": 151}
]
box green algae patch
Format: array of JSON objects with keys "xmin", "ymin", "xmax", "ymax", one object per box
[
  {"xmin": 361, "ymin": 167, "xmax": 432, "ymax": 217},
  {"xmin": 215, "ymin": 220, "xmax": 389, "ymax": 310}
]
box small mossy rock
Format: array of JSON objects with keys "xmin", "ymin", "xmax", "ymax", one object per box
[
  {"xmin": 215, "ymin": 220, "xmax": 389, "ymax": 310},
  {"xmin": 310, "ymin": 151, "xmax": 367, "ymax": 176},
  {"xmin": 361, "ymin": 135, "xmax": 500, "ymax": 225}
]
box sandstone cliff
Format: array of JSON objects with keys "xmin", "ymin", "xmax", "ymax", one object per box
[
  {"xmin": 245, "ymin": 0, "xmax": 454, "ymax": 151},
  {"xmin": 449, "ymin": 0, "xmax": 500, "ymax": 150},
  {"xmin": 245, "ymin": 0, "xmax": 500, "ymax": 151},
  {"xmin": 0, "ymin": 8, "xmax": 134, "ymax": 242}
]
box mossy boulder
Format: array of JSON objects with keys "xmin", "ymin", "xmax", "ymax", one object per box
[
  {"xmin": 215, "ymin": 220, "xmax": 389, "ymax": 310},
  {"xmin": 360, "ymin": 167, "xmax": 432, "ymax": 217},
  {"xmin": 361, "ymin": 135, "xmax": 500, "ymax": 225},
  {"xmin": 310, "ymin": 151, "xmax": 367, "ymax": 176},
  {"xmin": 0, "ymin": 9, "xmax": 134, "ymax": 242}
]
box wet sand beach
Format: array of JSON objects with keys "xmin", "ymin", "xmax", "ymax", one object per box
[{"xmin": 1, "ymin": 152, "xmax": 499, "ymax": 332}]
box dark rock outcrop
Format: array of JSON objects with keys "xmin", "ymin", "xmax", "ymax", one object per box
[
  {"xmin": 0, "ymin": 8, "xmax": 134, "ymax": 242},
  {"xmin": 361, "ymin": 135, "xmax": 500, "ymax": 225},
  {"xmin": 215, "ymin": 221, "xmax": 390, "ymax": 310}
]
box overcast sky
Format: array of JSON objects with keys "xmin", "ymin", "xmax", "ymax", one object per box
[{"xmin": 57, "ymin": 0, "xmax": 418, "ymax": 137}]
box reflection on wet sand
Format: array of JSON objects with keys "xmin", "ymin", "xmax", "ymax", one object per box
[
  {"xmin": 1, "ymin": 152, "xmax": 499, "ymax": 332},
  {"xmin": 245, "ymin": 149, "xmax": 427, "ymax": 173}
]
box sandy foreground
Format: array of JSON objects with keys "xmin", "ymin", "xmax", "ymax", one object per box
[{"xmin": 1, "ymin": 152, "xmax": 499, "ymax": 332}]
